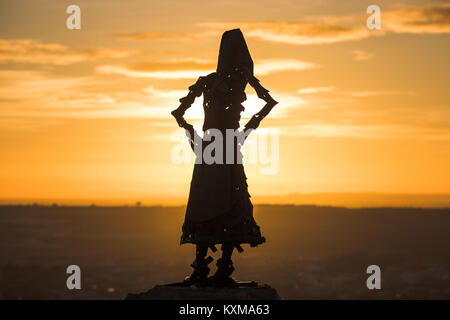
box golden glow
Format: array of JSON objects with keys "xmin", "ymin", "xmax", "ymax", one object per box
[{"xmin": 0, "ymin": 0, "xmax": 449, "ymax": 205}]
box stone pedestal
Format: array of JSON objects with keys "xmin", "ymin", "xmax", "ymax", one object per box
[{"xmin": 126, "ymin": 283, "xmax": 281, "ymax": 300}]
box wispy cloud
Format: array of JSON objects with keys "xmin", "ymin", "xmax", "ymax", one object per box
[
  {"xmin": 96, "ymin": 65, "xmax": 208, "ymax": 79},
  {"xmin": 111, "ymin": 31, "xmax": 217, "ymax": 41},
  {"xmin": 113, "ymin": 22, "xmax": 371, "ymax": 46},
  {"xmin": 349, "ymin": 91, "xmax": 417, "ymax": 97},
  {"xmin": 100, "ymin": 4, "xmax": 450, "ymax": 51},
  {"xmin": 200, "ymin": 21, "xmax": 372, "ymax": 45},
  {"xmin": 195, "ymin": 4, "xmax": 450, "ymax": 46},
  {"xmin": 256, "ymin": 59, "xmax": 317, "ymax": 75},
  {"xmin": 352, "ymin": 50, "xmax": 374, "ymax": 61},
  {"xmin": 298, "ymin": 87, "xmax": 335, "ymax": 95},
  {"xmin": 0, "ymin": 39, "xmax": 137, "ymax": 65},
  {"xmin": 97, "ymin": 58, "xmax": 317, "ymax": 79},
  {"xmin": 0, "ymin": 70, "xmax": 93, "ymax": 102},
  {"xmin": 383, "ymin": 4, "xmax": 450, "ymax": 34},
  {"xmin": 281, "ymin": 123, "xmax": 450, "ymax": 141},
  {"xmin": 0, "ymin": 67, "xmax": 308, "ymax": 122}
]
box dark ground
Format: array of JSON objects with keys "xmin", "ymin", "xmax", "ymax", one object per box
[{"xmin": 0, "ymin": 205, "xmax": 449, "ymax": 299}]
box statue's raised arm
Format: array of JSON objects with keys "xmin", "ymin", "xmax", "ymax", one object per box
[
  {"xmin": 171, "ymin": 76, "xmax": 206, "ymax": 150},
  {"xmin": 243, "ymin": 67, "xmax": 278, "ymax": 131}
]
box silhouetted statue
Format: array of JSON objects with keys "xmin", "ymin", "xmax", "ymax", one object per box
[{"xmin": 171, "ymin": 29, "xmax": 278, "ymax": 286}]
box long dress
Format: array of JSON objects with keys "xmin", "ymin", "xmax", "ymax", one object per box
[{"xmin": 179, "ymin": 72, "xmax": 265, "ymax": 247}]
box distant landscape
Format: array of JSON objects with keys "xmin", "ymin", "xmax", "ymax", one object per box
[
  {"xmin": 2, "ymin": 193, "xmax": 450, "ymax": 207},
  {"xmin": 1, "ymin": 204, "xmax": 450, "ymax": 299}
]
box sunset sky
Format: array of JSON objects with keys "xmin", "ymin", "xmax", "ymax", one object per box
[{"xmin": 0, "ymin": 0, "xmax": 449, "ymax": 205}]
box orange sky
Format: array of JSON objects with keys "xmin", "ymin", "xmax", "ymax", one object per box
[{"xmin": 0, "ymin": 0, "xmax": 449, "ymax": 205}]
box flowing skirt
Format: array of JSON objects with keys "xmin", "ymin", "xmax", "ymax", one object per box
[
  {"xmin": 180, "ymin": 161, "xmax": 265, "ymax": 246},
  {"xmin": 180, "ymin": 195, "xmax": 265, "ymax": 246}
]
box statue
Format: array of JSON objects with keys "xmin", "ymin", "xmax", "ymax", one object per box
[{"xmin": 171, "ymin": 29, "xmax": 278, "ymax": 287}]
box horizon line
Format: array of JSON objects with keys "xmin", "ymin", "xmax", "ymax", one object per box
[{"xmin": 1, "ymin": 192, "xmax": 450, "ymax": 208}]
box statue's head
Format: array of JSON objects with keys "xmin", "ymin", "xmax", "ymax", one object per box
[
  {"xmin": 217, "ymin": 29, "xmax": 253, "ymax": 77},
  {"xmin": 215, "ymin": 29, "xmax": 253, "ymax": 100}
]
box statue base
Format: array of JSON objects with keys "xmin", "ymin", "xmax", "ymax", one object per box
[{"xmin": 125, "ymin": 282, "xmax": 281, "ymax": 300}]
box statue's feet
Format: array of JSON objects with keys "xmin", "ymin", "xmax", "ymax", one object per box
[
  {"xmin": 207, "ymin": 258, "xmax": 236, "ymax": 287},
  {"xmin": 167, "ymin": 256, "xmax": 213, "ymax": 287}
]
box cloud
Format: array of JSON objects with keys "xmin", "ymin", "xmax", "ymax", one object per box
[
  {"xmin": 281, "ymin": 123, "xmax": 450, "ymax": 141},
  {"xmin": 97, "ymin": 58, "xmax": 316, "ymax": 79},
  {"xmin": 103, "ymin": 5, "xmax": 450, "ymax": 51},
  {"xmin": 200, "ymin": 21, "xmax": 372, "ymax": 45},
  {"xmin": 0, "ymin": 39, "xmax": 137, "ymax": 65},
  {"xmin": 256, "ymin": 59, "xmax": 317, "ymax": 75},
  {"xmin": 297, "ymin": 87, "xmax": 335, "ymax": 95},
  {"xmin": 195, "ymin": 4, "xmax": 449, "ymax": 46},
  {"xmin": 114, "ymin": 21, "xmax": 373, "ymax": 46},
  {"xmin": 1, "ymin": 69, "xmax": 447, "ymax": 142},
  {"xmin": 111, "ymin": 31, "xmax": 217, "ymax": 41},
  {"xmin": 283, "ymin": 124, "xmax": 395, "ymax": 139},
  {"xmin": 383, "ymin": 4, "xmax": 450, "ymax": 34},
  {"xmin": 0, "ymin": 70, "xmax": 93, "ymax": 102},
  {"xmin": 349, "ymin": 91, "xmax": 417, "ymax": 97},
  {"xmin": 96, "ymin": 65, "xmax": 208, "ymax": 79},
  {"xmin": 107, "ymin": 58, "xmax": 216, "ymax": 78},
  {"xmin": 0, "ymin": 66, "xmax": 307, "ymax": 122},
  {"xmin": 104, "ymin": 5, "xmax": 450, "ymax": 49},
  {"xmin": 352, "ymin": 50, "xmax": 374, "ymax": 61}
]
